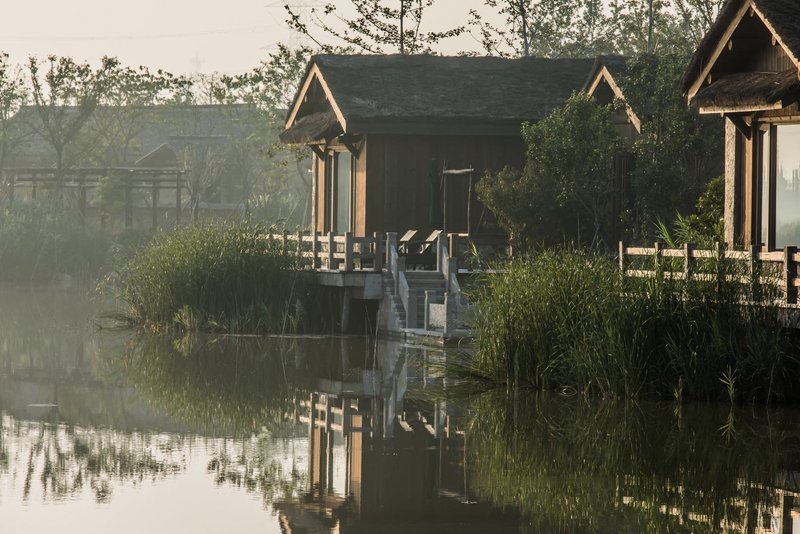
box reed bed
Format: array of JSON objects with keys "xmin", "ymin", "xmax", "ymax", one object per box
[
  {"xmin": 467, "ymin": 249, "xmax": 800, "ymax": 402},
  {"xmin": 112, "ymin": 222, "xmax": 329, "ymax": 334}
]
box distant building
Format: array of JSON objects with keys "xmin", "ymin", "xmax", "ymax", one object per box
[
  {"xmin": 682, "ymin": 0, "xmax": 800, "ymax": 249},
  {"xmin": 6, "ymin": 104, "xmax": 302, "ymax": 222}
]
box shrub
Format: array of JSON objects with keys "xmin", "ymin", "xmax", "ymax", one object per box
[
  {"xmin": 113, "ymin": 222, "xmax": 325, "ymax": 333},
  {"xmin": 468, "ymin": 249, "xmax": 799, "ymax": 402}
]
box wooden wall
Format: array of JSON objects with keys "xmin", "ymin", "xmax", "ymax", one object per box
[{"xmin": 362, "ymin": 134, "xmax": 525, "ymax": 236}]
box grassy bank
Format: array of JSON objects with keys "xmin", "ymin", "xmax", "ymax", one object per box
[
  {"xmin": 112, "ymin": 222, "xmax": 330, "ymax": 334},
  {"xmin": 467, "ymin": 249, "xmax": 800, "ymax": 402}
]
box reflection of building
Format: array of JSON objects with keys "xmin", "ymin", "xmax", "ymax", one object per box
[{"xmin": 275, "ymin": 340, "xmax": 520, "ymax": 533}]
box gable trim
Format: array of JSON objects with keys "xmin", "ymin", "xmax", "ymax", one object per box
[
  {"xmin": 284, "ymin": 63, "xmax": 348, "ymax": 135},
  {"xmin": 687, "ymin": 0, "xmax": 754, "ymax": 101},
  {"xmin": 586, "ymin": 66, "xmax": 641, "ymax": 134}
]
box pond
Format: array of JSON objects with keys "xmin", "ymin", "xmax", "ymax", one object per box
[{"xmin": 1, "ymin": 286, "xmax": 800, "ymax": 533}]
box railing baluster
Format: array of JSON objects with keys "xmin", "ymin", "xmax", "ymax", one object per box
[
  {"xmin": 327, "ymin": 232, "xmax": 335, "ymax": 271},
  {"xmin": 344, "ymin": 232, "xmax": 354, "ymax": 272},
  {"xmin": 785, "ymin": 246, "xmax": 797, "ymax": 305}
]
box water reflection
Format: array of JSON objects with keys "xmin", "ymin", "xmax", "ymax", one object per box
[
  {"xmin": 2, "ymin": 416, "xmax": 184, "ymax": 503},
  {"xmin": 467, "ymin": 393, "xmax": 800, "ymax": 533},
  {"xmin": 3, "ymin": 286, "xmax": 800, "ymax": 532}
]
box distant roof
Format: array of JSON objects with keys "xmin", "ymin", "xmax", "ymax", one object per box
[
  {"xmin": 583, "ymin": 55, "xmax": 628, "ymax": 91},
  {"xmin": 682, "ymin": 0, "xmax": 800, "ymax": 98},
  {"xmin": 283, "ymin": 54, "xmax": 596, "ymax": 139}
]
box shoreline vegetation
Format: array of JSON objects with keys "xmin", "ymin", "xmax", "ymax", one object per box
[
  {"xmin": 109, "ymin": 222, "xmax": 333, "ymax": 335},
  {"xmin": 463, "ymin": 249, "xmax": 800, "ymax": 403}
]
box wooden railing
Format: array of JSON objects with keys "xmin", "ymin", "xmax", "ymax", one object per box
[
  {"xmin": 266, "ymin": 231, "xmax": 383, "ymax": 272},
  {"xmin": 619, "ymin": 242, "xmax": 798, "ymax": 305}
]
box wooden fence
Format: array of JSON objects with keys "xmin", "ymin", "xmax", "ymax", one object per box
[
  {"xmin": 619, "ymin": 242, "xmax": 799, "ymax": 305},
  {"xmin": 266, "ymin": 231, "xmax": 383, "ymax": 272}
]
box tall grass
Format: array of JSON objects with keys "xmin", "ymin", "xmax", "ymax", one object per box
[
  {"xmin": 468, "ymin": 249, "xmax": 800, "ymax": 401},
  {"xmin": 112, "ymin": 222, "xmax": 329, "ymax": 334}
]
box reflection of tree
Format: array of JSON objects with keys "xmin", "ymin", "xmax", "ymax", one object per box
[
  {"xmin": 98, "ymin": 333, "xmax": 315, "ymax": 436},
  {"xmin": 207, "ymin": 433, "xmax": 305, "ymax": 507},
  {"xmin": 467, "ymin": 393, "xmax": 800, "ymax": 533},
  {"xmin": 2, "ymin": 416, "xmax": 184, "ymax": 504}
]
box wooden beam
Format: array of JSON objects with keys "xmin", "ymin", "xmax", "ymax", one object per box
[
  {"xmin": 729, "ymin": 114, "xmax": 752, "ymax": 140},
  {"xmin": 310, "ymin": 144, "xmax": 325, "ymax": 160}
]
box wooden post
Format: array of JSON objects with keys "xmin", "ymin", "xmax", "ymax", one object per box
[
  {"xmin": 124, "ymin": 179, "xmax": 133, "ymax": 229},
  {"xmin": 327, "ymin": 232, "xmax": 335, "ymax": 270},
  {"xmin": 7, "ymin": 173, "xmax": 13, "ymax": 207},
  {"xmin": 282, "ymin": 229, "xmax": 288, "ymax": 255},
  {"xmin": 449, "ymin": 233, "xmax": 457, "ymax": 260},
  {"xmin": 653, "ymin": 241, "xmax": 663, "ymax": 273},
  {"xmin": 297, "ymin": 228, "xmax": 303, "ymax": 263},
  {"xmin": 77, "ymin": 176, "xmax": 87, "ymax": 224},
  {"xmin": 312, "ymin": 230, "xmax": 319, "ymax": 270},
  {"xmin": 344, "ymin": 231, "xmax": 354, "ymax": 272},
  {"xmin": 175, "ymin": 175, "xmax": 182, "ymax": 226},
  {"xmin": 618, "ymin": 241, "xmax": 625, "ymax": 273},
  {"xmin": 785, "ymin": 246, "xmax": 797, "ymax": 304},
  {"xmin": 386, "ymin": 232, "xmax": 397, "ymax": 266},
  {"xmin": 373, "ymin": 231, "xmax": 383, "ymax": 272},
  {"xmin": 151, "ymin": 181, "xmax": 159, "ymax": 230},
  {"xmin": 684, "ymin": 243, "xmax": 695, "ymax": 280}
]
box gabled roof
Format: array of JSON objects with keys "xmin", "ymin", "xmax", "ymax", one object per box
[
  {"xmin": 682, "ymin": 0, "xmax": 800, "ymax": 110},
  {"xmin": 583, "ymin": 55, "xmax": 641, "ymax": 133},
  {"xmin": 282, "ymin": 54, "xmax": 596, "ymax": 140}
]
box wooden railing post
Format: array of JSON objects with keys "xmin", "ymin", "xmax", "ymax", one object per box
[
  {"xmin": 312, "ymin": 230, "xmax": 319, "ymax": 270},
  {"xmin": 386, "ymin": 232, "xmax": 397, "ymax": 266},
  {"xmin": 653, "ymin": 241, "xmax": 663, "ymax": 273},
  {"xmin": 684, "ymin": 243, "xmax": 695, "ymax": 280},
  {"xmin": 327, "ymin": 232, "xmax": 335, "ymax": 270},
  {"xmin": 296, "ymin": 229, "xmax": 303, "ymax": 263},
  {"xmin": 618, "ymin": 241, "xmax": 626, "ymax": 274},
  {"xmin": 449, "ymin": 233, "xmax": 458, "ymax": 260},
  {"xmin": 344, "ymin": 232, "xmax": 354, "ymax": 272},
  {"xmin": 373, "ymin": 232, "xmax": 383, "ymax": 272},
  {"xmin": 784, "ymin": 246, "xmax": 797, "ymax": 305},
  {"xmin": 282, "ymin": 230, "xmax": 288, "ymax": 255}
]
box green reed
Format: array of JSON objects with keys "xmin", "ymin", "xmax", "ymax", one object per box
[
  {"xmin": 112, "ymin": 222, "xmax": 329, "ymax": 334},
  {"xmin": 467, "ymin": 249, "xmax": 800, "ymax": 401}
]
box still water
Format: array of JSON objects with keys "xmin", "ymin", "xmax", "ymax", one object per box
[{"xmin": 1, "ymin": 287, "xmax": 800, "ymax": 533}]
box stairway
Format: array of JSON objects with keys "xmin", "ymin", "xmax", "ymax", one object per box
[
  {"xmin": 383, "ymin": 272, "xmax": 407, "ymax": 329},
  {"xmin": 404, "ymin": 271, "xmax": 447, "ymax": 329}
]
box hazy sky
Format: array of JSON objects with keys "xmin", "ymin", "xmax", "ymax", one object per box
[{"xmin": 0, "ymin": 0, "xmax": 495, "ymax": 75}]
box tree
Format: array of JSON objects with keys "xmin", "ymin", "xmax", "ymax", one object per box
[
  {"xmin": 284, "ymin": 0, "xmax": 465, "ymax": 54},
  {"xmin": 26, "ymin": 55, "xmax": 118, "ymax": 197},
  {"xmin": 0, "ymin": 53, "xmax": 29, "ymax": 200},
  {"xmin": 216, "ymin": 45, "xmax": 315, "ymax": 224},
  {"xmin": 673, "ymin": 0, "xmax": 726, "ymax": 46},
  {"xmin": 478, "ymin": 92, "xmax": 623, "ymax": 250},
  {"xmin": 468, "ymin": 0, "xmax": 588, "ymax": 57},
  {"xmin": 617, "ymin": 53, "xmax": 723, "ymax": 239}
]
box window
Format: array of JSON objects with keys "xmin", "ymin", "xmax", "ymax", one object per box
[
  {"xmin": 331, "ymin": 151, "xmax": 352, "ymax": 234},
  {"xmin": 760, "ymin": 124, "xmax": 800, "ymax": 249}
]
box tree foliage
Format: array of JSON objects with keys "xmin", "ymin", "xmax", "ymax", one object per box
[
  {"xmin": 617, "ymin": 53, "xmax": 723, "ymax": 239},
  {"xmin": 284, "ymin": 0, "xmax": 465, "ymax": 54},
  {"xmin": 478, "ymin": 92, "xmax": 623, "ymax": 250}
]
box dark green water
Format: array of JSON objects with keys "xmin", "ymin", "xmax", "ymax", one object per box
[{"xmin": 1, "ymin": 287, "xmax": 800, "ymax": 533}]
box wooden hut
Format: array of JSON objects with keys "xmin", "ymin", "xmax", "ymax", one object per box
[
  {"xmin": 281, "ymin": 54, "xmax": 595, "ymax": 237},
  {"xmin": 682, "ymin": 0, "xmax": 800, "ymax": 250}
]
